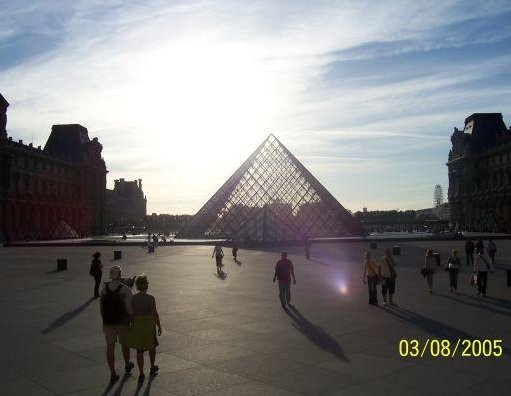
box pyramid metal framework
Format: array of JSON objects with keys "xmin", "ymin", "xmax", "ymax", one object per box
[{"xmin": 185, "ymin": 134, "xmax": 364, "ymax": 241}]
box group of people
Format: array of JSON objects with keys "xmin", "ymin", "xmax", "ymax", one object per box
[
  {"xmin": 89, "ymin": 254, "xmax": 162, "ymax": 384},
  {"xmin": 362, "ymin": 248, "xmax": 397, "ymax": 306},
  {"xmin": 442, "ymin": 239, "xmax": 495, "ymax": 296},
  {"xmin": 362, "ymin": 239, "xmax": 497, "ymax": 305},
  {"xmin": 89, "ymin": 238, "xmax": 499, "ymax": 383}
]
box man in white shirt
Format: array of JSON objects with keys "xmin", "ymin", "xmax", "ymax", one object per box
[{"xmin": 473, "ymin": 248, "xmax": 493, "ymax": 297}]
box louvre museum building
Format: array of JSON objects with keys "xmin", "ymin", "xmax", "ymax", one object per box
[
  {"xmin": 0, "ymin": 93, "xmax": 107, "ymax": 242},
  {"xmin": 448, "ymin": 113, "xmax": 511, "ymax": 232}
]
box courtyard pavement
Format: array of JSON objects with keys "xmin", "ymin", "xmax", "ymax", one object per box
[{"xmin": 0, "ymin": 240, "xmax": 509, "ymax": 395}]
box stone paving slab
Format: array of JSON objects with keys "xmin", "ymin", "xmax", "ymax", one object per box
[{"xmin": 0, "ymin": 240, "xmax": 510, "ymax": 395}]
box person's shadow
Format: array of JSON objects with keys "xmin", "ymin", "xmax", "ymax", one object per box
[
  {"xmin": 286, "ymin": 305, "xmax": 349, "ymax": 362},
  {"xmin": 101, "ymin": 373, "xmax": 130, "ymax": 396},
  {"xmin": 234, "ymin": 259, "xmax": 242, "ymax": 266},
  {"xmin": 436, "ymin": 293, "xmax": 511, "ymax": 317},
  {"xmin": 41, "ymin": 297, "xmax": 95, "ymax": 334},
  {"xmin": 383, "ymin": 306, "xmax": 511, "ymax": 356}
]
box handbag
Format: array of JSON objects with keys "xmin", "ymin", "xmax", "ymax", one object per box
[
  {"xmin": 470, "ymin": 273, "xmax": 477, "ymax": 287},
  {"xmin": 420, "ymin": 267, "xmax": 428, "ymax": 277}
]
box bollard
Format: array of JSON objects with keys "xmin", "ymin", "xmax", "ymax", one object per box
[
  {"xmin": 370, "ymin": 241, "xmax": 377, "ymax": 250},
  {"xmin": 433, "ymin": 252, "xmax": 441, "ymax": 266},
  {"xmin": 113, "ymin": 250, "xmax": 122, "ymax": 260},
  {"xmin": 148, "ymin": 243, "xmax": 155, "ymax": 253},
  {"xmin": 507, "ymin": 269, "xmax": 511, "ymax": 287},
  {"xmin": 57, "ymin": 259, "xmax": 67, "ymax": 271},
  {"xmin": 392, "ymin": 246, "xmax": 401, "ymax": 256}
]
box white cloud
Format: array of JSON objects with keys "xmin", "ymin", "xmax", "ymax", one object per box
[{"xmin": 1, "ymin": 0, "xmax": 510, "ymax": 213}]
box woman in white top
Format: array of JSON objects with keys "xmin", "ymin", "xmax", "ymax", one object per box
[{"xmin": 474, "ymin": 247, "xmax": 493, "ymax": 297}]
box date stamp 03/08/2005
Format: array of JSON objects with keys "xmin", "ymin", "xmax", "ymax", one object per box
[{"xmin": 398, "ymin": 339, "xmax": 506, "ymax": 358}]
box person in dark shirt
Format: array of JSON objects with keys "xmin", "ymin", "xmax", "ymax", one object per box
[
  {"xmin": 90, "ymin": 252, "xmax": 103, "ymax": 298},
  {"xmin": 465, "ymin": 239, "xmax": 475, "ymax": 266},
  {"xmin": 273, "ymin": 252, "xmax": 296, "ymax": 309}
]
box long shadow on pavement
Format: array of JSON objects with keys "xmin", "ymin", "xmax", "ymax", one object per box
[
  {"xmin": 41, "ymin": 297, "xmax": 95, "ymax": 334},
  {"xmin": 383, "ymin": 306, "xmax": 511, "ymax": 356},
  {"xmin": 436, "ymin": 293, "xmax": 511, "ymax": 317},
  {"xmin": 286, "ymin": 304, "xmax": 349, "ymax": 362}
]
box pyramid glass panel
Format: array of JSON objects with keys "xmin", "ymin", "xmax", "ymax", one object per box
[{"xmin": 184, "ymin": 134, "xmax": 364, "ymax": 241}]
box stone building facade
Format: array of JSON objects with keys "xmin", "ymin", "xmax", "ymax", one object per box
[
  {"xmin": 447, "ymin": 113, "xmax": 511, "ymax": 231},
  {"xmin": 106, "ymin": 178, "xmax": 147, "ymax": 226},
  {"xmin": 0, "ymin": 93, "xmax": 107, "ymax": 241}
]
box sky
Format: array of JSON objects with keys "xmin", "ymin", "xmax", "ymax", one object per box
[{"xmin": 1, "ymin": 0, "xmax": 510, "ymax": 214}]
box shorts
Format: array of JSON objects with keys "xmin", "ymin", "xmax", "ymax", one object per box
[{"xmin": 103, "ymin": 324, "xmax": 130, "ymax": 345}]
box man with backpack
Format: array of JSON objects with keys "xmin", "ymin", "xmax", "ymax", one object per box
[
  {"xmin": 273, "ymin": 252, "xmax": 296, "ymax": 309},
  {"xmin": 100, "ymin": 265, "xmax": 134, "ymax": 383}
]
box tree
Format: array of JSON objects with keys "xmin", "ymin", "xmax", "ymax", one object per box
[{"xmin": 433, "ymin": 184, "xmax": 444, "ymax": 207}]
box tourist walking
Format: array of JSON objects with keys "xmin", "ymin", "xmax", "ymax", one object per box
[
  {"xmin": 362, "ymin": 251, "xmax": 379, "ymax": 305},
  {"xmin": 446, "ymin": 249, "xmax": 460, "ymax": 293},
  {"xmin": 380, "ymin": 248, "xmax": 397, "ymax": 306},
  {"xmin": 231, "ymin": 240, "xmax": 239, "ymax": 261},
  {"xmin": 424, "ymin": 249, "xmax": 436, "ymax": 293},
  {"xmin": 90, "ymin": 252, "xmax": 103, "ymax": 298},
  {"xmin": 128, "ymin": 274, "xmax": 162, "ymax": 383},
  {"xmin": 100, "ymin": 266, "xmax": 134, "ymax": 383},
  {"xmin": 474, "ymin": 247, "xmax": 493, "ymax": 297},
  {"xmin": 212, "ymin": 244, "xmax": 225, "ymax": 275},
  {"xmin": 475, "ymin": 239, "xmax": 484, "ymax": 254},
  {"xmin": 304, "ymin": 235, "xmax": 312, "ymax": 259},
  {"xmin": 273, "ymin": 252, "xmax": 296, "ymax": 309},
  {"xmin": 464, "ymin": 239, "xmax": 474, "ymax": 266},
  {"xmin": 487, "ymin": 239, "xmax": 497, "ymax": 263}
]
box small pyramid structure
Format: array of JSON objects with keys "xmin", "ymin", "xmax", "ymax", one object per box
[{"xmin": 185, "ymin": 134, "xmax": 364, "ymax": 241}]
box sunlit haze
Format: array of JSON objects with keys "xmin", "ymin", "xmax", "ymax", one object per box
[{"xmin": 1, "ymin": 0, "xmax": 510, "ymax": 214}]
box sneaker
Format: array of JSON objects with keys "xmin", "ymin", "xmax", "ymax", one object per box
[
  {"xmin": 138, "ymin": 374, "xmax": 145, "ymax": 383},
  {"xmin": 150, "ymin": 366, "xmax": 159, "ymax": 376},
  {"xmin": 125, "ymin": 362, "xmax": 134, "ymax": 373},
  {"xmin": 383, "ymin": 301, "xmax": 388, "ymax": 306},
  {"xmin": 110, "ymin": 373, "xmax": 120, "ymax": 384}
]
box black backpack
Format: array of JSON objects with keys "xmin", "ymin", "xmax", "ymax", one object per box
[{"xmin": 101, "ymin": 284, "xmax": 127, "ymax": 325}]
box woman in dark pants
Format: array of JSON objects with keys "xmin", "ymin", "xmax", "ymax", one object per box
[
  {"xmin": 362, "ymin": 252, "xmax": 380, "ymax": 305},
  {"xmin": 90, "ymin": 252, "xmax": 103, "ymax": 298},
  {"xmin": 446, "ymin": 249, "xmax": 460, "ymax": 293}
]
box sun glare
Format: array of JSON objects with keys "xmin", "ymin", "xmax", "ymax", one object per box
[{"xmin": 135, "ymin": 43, "xmax": 273, "ymax": 169}]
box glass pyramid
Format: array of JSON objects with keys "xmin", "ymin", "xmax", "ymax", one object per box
[{"xmin": 185, "ymin": 134, "xmax": 364, "ymax": 241}]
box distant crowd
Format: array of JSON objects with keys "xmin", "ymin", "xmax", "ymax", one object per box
[{"xmin": 362, "ymin": 238, "xmax": 497, "ymax": 306}]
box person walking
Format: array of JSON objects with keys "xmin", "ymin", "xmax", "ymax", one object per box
[
  {"xmin": 128, "ymin": 274, "xmax": 162, "ymax": 383},
  {"xmin": 231, "ymin": 240, "xmax": 239, "ymax": 261},
  {"xmin": 487, "ymin": 239, "xmax": 497, "ymax": 264},
  {"xmin": 273, "ymin": 252, "xmax": 296, "ymax": 309},
  {"xmin": 90, "ymin": 252, "xmax": 103, "ymax": 298},
  {"xmin": 212, "ymin": 244, "xmax": 225, "ymax": 276},
  {"xmin": 362, "ymin": 251, "xmax": 379, "ymax": 305},
  {"xmin": 474, "ymin": 246, "xmax": 493, "ymax": 297},
  {"xmin": 475, "ymin": 239, "xmax": 484, "ymax": 254},
  {"xmin": 100, "ymin": 266, "xmax": 134, "ymax": 383},
  {"xmin": 380, "ymin": 248, "xmax": 397, "ymax": 306},
  {"xmin": 464, "ymin": 239, "xmax": 474, "ymax": 266},
  {"xmin": 446, "ymin": 249, "xmax": 460, "ymax": 293},
  {"xmin": 424, "ymin": 249, "xmax": 436, "ymax": 293},
  {"xmin": 304, "ymin": 236, "xmax": 312, "ymax": 259}
]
